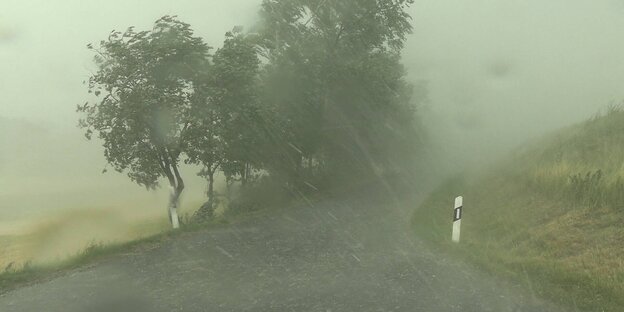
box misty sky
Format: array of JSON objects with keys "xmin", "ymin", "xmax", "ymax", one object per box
[
  {"xmin": 2, "ymin": 0, "xmax": 624, "ymax": 163},
  {"xmin": 0, "ymin": 0, "xmax": 259, "ymax": 127},
  {"xmin": 406, "ymin": 0, "xmax": 624, "ymax": 163}
]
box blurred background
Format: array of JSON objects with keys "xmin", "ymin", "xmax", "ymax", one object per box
[{"xmin": 2, "ymin": 0, "xmax": 624, "ymax": 266}]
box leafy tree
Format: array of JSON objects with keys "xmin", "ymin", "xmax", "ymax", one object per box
[
  {"xmin": 213, "ymin": 30, "xmax": 263, "ymax": 187},
  {"xmin": 185, "ymin": 29, "xmax": 262, "ymax": 218},
  {"xmin": 78, "ymin": 16, "xmax": 209, "ymax": 227},
  {"xmin": 183, "ymin": 60, "xmax": 223, "ymax": 219},
  {"xmin": 257, "ymin": 0, "xmax": 421, "ymax": 187}
]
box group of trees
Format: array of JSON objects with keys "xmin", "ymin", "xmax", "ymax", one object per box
[{"xmin": 78, "ymin": 0, "xmax": 423, "ymax": 226}]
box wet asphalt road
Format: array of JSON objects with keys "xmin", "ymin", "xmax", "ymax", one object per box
[{"xmin": 0, "ymin": 193, "xmax": 565, "ymax": 312}]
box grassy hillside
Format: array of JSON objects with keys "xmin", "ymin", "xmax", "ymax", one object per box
[{"xmin": 412, "ymin": 107, "xmax": 624, "ymax": 312}]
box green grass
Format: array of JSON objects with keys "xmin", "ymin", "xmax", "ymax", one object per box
[{"xmin": 412, "ymin": 107, "xmax": 624, "ymax": 312}]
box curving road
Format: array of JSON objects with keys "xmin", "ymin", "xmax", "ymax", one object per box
[{"xmin": 0, "ymin": 191, "xmax": 565, "ymax": 312}]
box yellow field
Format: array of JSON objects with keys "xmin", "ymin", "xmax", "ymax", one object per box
[{"xmin": 0, "ymin": 198, "xmax": 208, "ymax": 269}]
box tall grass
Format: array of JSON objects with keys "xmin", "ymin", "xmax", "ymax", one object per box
[
  {"xmin": 412, "ymin": 106, "xmax": 624, "ymax": 312},
  {"xmin": 520, "ymin": 105, "xmax": 624, "ymax": 211}
]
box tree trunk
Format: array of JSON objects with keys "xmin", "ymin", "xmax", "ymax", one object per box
[
  {"xmin": 226, "ymin": 176, "xmax": 233, "ymax": 199},
  {"xmin": 241, "ymin": 163, "xmax": 248, "ymax": 187},
  {"xmin": 194, "ymin": 169, "xmax": 216, "ymax": 221},
  {"xmin": 159, "ymin": 150, "xmax": 184, "ymax": 229},
  {"xmin": 168, "ymin": 186, "xmax": 181, "ymax": 229},
  {"xmin": 208, "ymin": 173, "xmax": 215, "ymax": 205}
]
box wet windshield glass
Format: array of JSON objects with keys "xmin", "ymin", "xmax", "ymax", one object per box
[{"xmin": 1, "ymin": 1, "xmax": 623, "ymax": 311}]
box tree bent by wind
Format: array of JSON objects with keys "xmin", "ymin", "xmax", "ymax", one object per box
[
  {"xmin": 78, "ymin": 0, "xmax": 426, "ymax": 227},
  {"xmin": 78, "ymin": 16, "xmax": 209, "ymax": 227}
]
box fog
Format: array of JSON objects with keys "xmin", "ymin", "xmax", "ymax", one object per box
[
  {"xmin": 2, "ymin": 0, "xmax": 624, "ymax": 262},
  {"xmin": 405, "ymin": 0, "xmax": 624, "ymax": 169}
]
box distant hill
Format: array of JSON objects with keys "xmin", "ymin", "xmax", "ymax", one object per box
[{"xmin": 413, "ymin": 107, "xmax": 624, "ymax": 312}]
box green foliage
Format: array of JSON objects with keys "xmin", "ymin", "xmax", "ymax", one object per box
[
  {"xmin": 259, "ymin": 0, "xmax": 415, "ymax": 53},
  {"xmin": 516, "ymin": 106, "xmax": 624, "ymax": 212},
  {"xmin": 567, "ymin": 170, "xmax": 606, "ymax": 207},
  {"xmin": 78, "ymin": 16, "xmax": 209, "ymax": 193},
  {"xmin": 184, "ymin": 29, "xmax": 264, "ymax": 219},
  {"xmin": 79, "ymin": 3, "xmax": 426, "ymax": 222},
  {"xmin": 412, "ymin": 107, "xmax": 624, "ymax": 312},
  {"xmin": 212, "ymin": 30, "xmax": 264, "ymax": 185},
  {"xmin": 256, "ymin": 0, "xmax": 423, "ymax": 187}
]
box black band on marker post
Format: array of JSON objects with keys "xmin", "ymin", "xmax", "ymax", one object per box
[{"xmin": 453, "ymin": 207, "xmax": 462, "ymax": 222}]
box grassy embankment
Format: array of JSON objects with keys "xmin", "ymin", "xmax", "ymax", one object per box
[
  {"xmin": 0, "ymin": 192, "xmax": 243, "ymax": 291},
  {"xmin": 0, "ymin": 177, "xmax": 311, "ymax": 294},
  {"xmin": 0, "ymin": 206, "xmax": 193, "ymax": 294},
  {"xmin": 412, "ymin": 107, "xmax": 624, "ymax": 311}
]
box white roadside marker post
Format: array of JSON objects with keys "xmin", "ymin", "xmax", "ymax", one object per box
[{"xmin": 452, "ymin": 196, "xmax": 463, "ymax": 243}]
